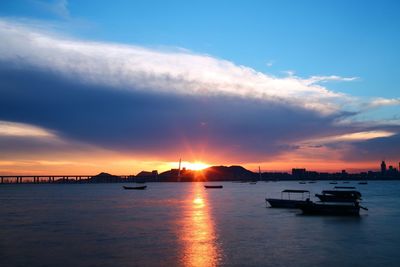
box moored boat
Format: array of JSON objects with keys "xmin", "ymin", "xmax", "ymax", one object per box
[
  {"xmin": 266, "ymin": 189, "xmax": 310, "ymax": 208},
  {"xmin": 204, "ymin": 185, "xmax": 223, "ymax": 189},
  {"xmin": 315, "ymin": 190, "xmax": 361, "ymax": 202},
  {"xmin": 297, "ymin": 201, "xmax": 361, "ymax": 216},
  {"xmin": 123, "ymin": 185, "xmax": 147, "ymax": 190}
]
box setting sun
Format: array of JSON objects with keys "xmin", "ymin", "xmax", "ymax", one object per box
[{"xmin": 185, "ymin": 162, "xmax": 210, "ymax": 171}]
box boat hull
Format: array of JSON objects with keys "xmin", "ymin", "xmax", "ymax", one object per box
[
  {"xmin": 123, "ymin": 185, "xmax": 147, "ymax": 190},
  {"xmin": 204, "ymin": 185, "xmax": 223, "ymax": 189},
  {"xmin": 297, "ymin": 202, "xmax": 360, "ymax": 216},
  {"xmin": 266, "ymin": 198, "xmax": 308, "ymax": 208}
]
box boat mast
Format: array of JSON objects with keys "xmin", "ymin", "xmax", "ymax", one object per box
[
  {"xmin": 178, "ymin": 158, "xmax": 181, "ymax": 181},
  {"xmin": 259, "ymin": 166, "xmax": 261, "ymax": 180}
]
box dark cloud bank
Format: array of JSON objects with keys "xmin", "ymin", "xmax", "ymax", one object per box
[{"xmin": 0, "ymin": 64, "xmax": 398, "ymax": 162}]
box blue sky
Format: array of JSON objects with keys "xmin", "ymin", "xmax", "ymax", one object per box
[{"xmin": 0, "ymin": 0, "xmax": 399, "ymax": 174}]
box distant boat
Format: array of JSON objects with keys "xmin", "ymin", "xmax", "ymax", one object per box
[
  {"xmin": 249, "ymin": 181, "xmax": 257, "ymax": 184},
  {"xmin": 358, "ymin": 181, "xmax": 368, "ymax": 185},
  {"xmin": 297, "ymin": 201, "xmax": 364, "ymax": 216},
  {"xmin": 329, "ymin": 181, "xmax": 338, "ymax": 184},
  {"xmin": 334, "ymin": 186, "xmax": 356, "ymax": 189},
  {"xmin": 308, "ymin": 181, "xmax": 317, "ymax": 184},
  {"xmin": 266, "ymin": 189, "xmax": 310, "ymax": 208},
  {"xmin": 204, "ymin": 185, "xmax": 223, "ymax": 189},
  {"xmin": 123, "ymin": 185, "xmax": 147, "ymax": 190},
  {"xmin": 299, "ymin": 181, "xmax": 306, "ymax": 184}
]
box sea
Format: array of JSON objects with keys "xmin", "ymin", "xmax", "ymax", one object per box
[{"xmin": 1, "ymin": 181, "xmax": 400, "ymax": 267}]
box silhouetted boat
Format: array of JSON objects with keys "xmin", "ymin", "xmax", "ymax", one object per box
[
  {"xmin": 204, "ymin": 185, "xmax": 223, "ymax": 189},
  {"xmin": 329, "ymin": 181, "xmax": 338, "ymax": 184},
  {"xmin": 299, "ymin": 181, "xmax": 306, "ymax": 184},
  {"xmin": 123, "ymin": 185, "xmax": 147, "ymax": 190},
  {"xmin": 358, "ymin": 181, "xmax": 368, "ymax": 185},
  {"xmin": 315, "ymin": 190, "xmax": 361, "ymax": 202},
  {"xmin": 308, "ymin": 181, "xmax": 316, "ymax": 183},
  {"xmin": 266, "ymin": 189, "xmax": 310, "ymax": 208},
  {"xmin": 334, "ymin": 186, "xmax": 356, "ymax": 189},
  {"xmin": 297, "ymin": 201, "xmax": 363, "ymax": 216},
  {"xmin": 249, "ymin": 181, "xmax": 257, "ymax": 184}
]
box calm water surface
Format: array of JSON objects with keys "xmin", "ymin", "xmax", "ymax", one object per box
[{"xmin": 1, "ymin": 181, "xmax": 400, "ymax": 267}]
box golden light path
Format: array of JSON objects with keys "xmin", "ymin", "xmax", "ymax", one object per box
[{"xmin": 180, "ymin": 182, "xmax": 222, "ymax": 267}]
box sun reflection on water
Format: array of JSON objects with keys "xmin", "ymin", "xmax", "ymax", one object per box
[{"xmin": 181, "ymin": 183, "xmax": 221, "ymax": 267}]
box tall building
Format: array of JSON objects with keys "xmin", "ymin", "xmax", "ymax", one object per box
[
  {"xmin": 381, "ymin": 161, "xmax": 387, "ymax": 174},
  {"xmin": 292, "ymin": 168, "xmax": 306, "ymax": 179}
]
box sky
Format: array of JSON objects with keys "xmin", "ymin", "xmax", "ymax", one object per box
[{"xmin": 0, "ymin": 0, "xmax": 399, "ymax": 175}]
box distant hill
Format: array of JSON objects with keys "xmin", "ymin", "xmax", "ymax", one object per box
[
  {"xmin": 203, "ymin": 165, "xmax": 256, "ymax": 181},
  {"xmin": 90, "ymin": 172, "xmax": 124, "ymax": 183},
  {"xmin": 158, "ymin": 165, "xmax": 256, "ymax": 181}
]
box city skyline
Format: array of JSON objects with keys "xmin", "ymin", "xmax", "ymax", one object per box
[{"xmin": 1, "ymin": 0, "xmax": 400, "ymax": 175}]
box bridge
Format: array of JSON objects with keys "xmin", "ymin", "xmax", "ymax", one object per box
[{"xmin": 0, "ymin": 175, "xmax": 132, "ymax": 184}]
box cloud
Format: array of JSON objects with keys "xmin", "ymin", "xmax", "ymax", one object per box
[
  {"xmin": 366, "ymin": 98, "xmax": 400, "ymax": 109},
  {"xmin": 0, "ymin": 120, "xmax": 54, "ymax": 137},
  {"xmin": 0, "ymin": 19, "xmax": 353, "ymax": 115},
  {"xmin": 0, "ymin": 18, "xmax": 398, "ymax": 169},
  {"xmin": 266, "ymin": 60, "xmax": 275, "ymax": 67},
  {"xmin": 340, "ymin": 134, "xmax": 400, "ymax": 162},
  {"xmin": 301, "ymin": 130, "xmax": 396, "ymax": 146},
  {"xmin": 305, "ymin": 75, "xmax": 359, "ymax": 85}
]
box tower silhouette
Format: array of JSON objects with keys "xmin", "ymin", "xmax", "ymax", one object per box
[{"xmin": 381, "ymin": 160, "xmax": 387, "ymax": 174}]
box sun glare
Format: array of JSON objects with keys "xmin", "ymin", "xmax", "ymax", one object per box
[
  {"xmin": 185, "ymin": 161, "xmax": 210, "ymax": 171},
  {"xmin": 193, "ymin": 196, "xmax": 204, "ymax": 206}
]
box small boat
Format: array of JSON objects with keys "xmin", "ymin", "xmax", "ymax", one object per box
[
  {"xmin": 266, "ymin": 189, "xmax": 310, "ymax": 208},
  {"xmin": 299, "ymin": 181, "xmax": 306, "ymax": 184},
  {"xmin": 123, "ymin": 185, "xmax": 147, "ymax": 190},
  {"xmin": 308, "ymin": 181, "xmax": 317, "ymax": 184},
  {"xmin": 334, "ymin": 186, "xmax": 356, "ymax": 189},
  {"xmin": 358, "ymin": 181, "xmax": 368, "ymax": 185},
  {"xmin": 297, "ymin": 201, "xmax": 363, "ymax": 216},
  {"xmin": 249, "ymin": 181, "xmax": 257, "ymax": 184},
  {"xmin": 204, "ymin": 185, "xmax": 223, "ymax": 189},
  {"xmin": 315, "ymin": 190, "xmax": 361, "ymax": 202},
  {"xmin": 329, "ymin": 181, "xmax": 338, "ymax": 184}
]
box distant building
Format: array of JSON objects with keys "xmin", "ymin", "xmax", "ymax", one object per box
[
  {"xmin": 136, "ymin": 170, "xmax": 158, "ymax": 177},
  {"xmin": 381, "ymin": 161, "xmax": 387, "ymax": 174},
  {"xmin": 292, "ymin": 168, "xmax": 306, "ymax": 179},
  {"xmin": 136, "ymin": 170, "xmax": 158, "ymax": 182}
]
